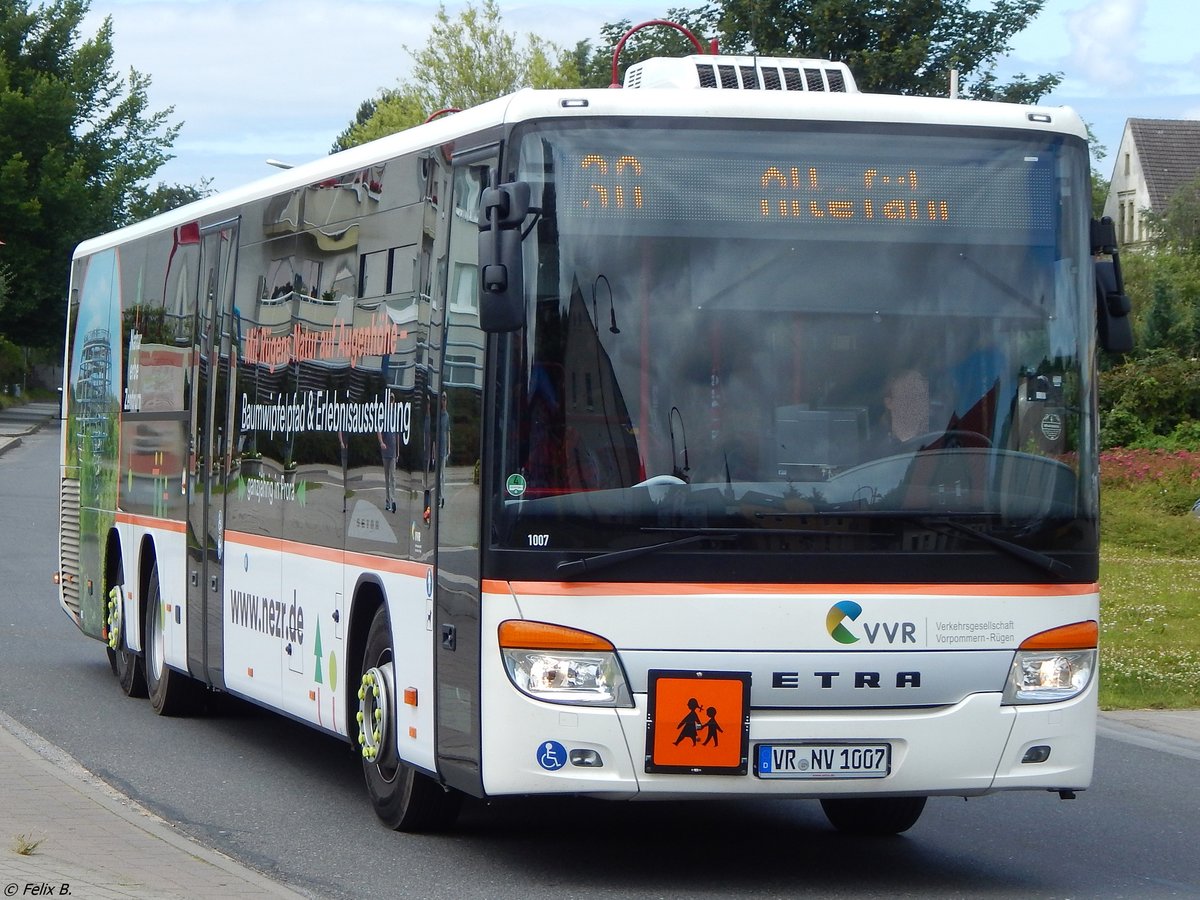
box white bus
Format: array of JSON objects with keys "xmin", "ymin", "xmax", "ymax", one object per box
[{"xmin": 58, "ymin": 53, "xmax": 1132, "ymax": 834}]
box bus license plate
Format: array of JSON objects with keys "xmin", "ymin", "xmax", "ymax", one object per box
[{"xmin": 756, "ymin": 743, "xmax": 891, "ymax": 779}]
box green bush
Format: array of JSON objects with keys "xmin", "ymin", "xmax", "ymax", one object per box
[
  {"xmin": 1100, "ymin": 406, "xmax": 1149, "ymax": 449},
  {"xmin": 0, "ymin": 336, "xmax": 23, "ymax": 387},
  {"xmin": 1099, "ymin": 349, "xmax": 1200, "ymax": 448}
]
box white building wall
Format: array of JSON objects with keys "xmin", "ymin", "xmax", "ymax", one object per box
[{"xmin": 1102, "ymin": 121, "xmax": 1153, "ymax": 245}]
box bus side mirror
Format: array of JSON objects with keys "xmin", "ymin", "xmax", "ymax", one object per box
[
  {"xmin": 1095, "ymin": 259, "xmax": 1133, "ymax": 353},
  {"xmin": 1090, "ymin": 217, "xmax": 1133, "ymax": 354},
  {"xmin": 478, "ymin": 178, "xmax": 530, "ymax": 333}
]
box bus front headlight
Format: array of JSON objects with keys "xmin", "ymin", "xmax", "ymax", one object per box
[
  {"xmin": 499, "ymin": 620, "xmax": 633, "ymax": 707},
  {"xmin": 1003, "ymin": 649, "xmax": 1096, "ymax": 704},
  {"xmin": 1002, "ymin": 621, "xmax": 1098, "ymax": 705}
]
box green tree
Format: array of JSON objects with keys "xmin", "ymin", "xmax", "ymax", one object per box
[
  {"xmin": 331, "ymin": 89, "xmax": 428, "ymax": 152},
  {"xmin": 718, "ymin": 0, "xmax": 1060, "ymax": 99},
  {"xmin": 1119, "ymin": 248, "xmax": 1200, "ymax": 357},
  {"xmin": 1092, "ymin": 171, "xmax": 1110, "ymax": 219},
  {"xmin": 333, "ymin": 0, "xmax": 577, "ymax": 151},
  {"xmin": 1086, "ymin": 124, "xmax": 1108, "ymax": 218},
  {"xmin": 574, "ymin": 6, "xmax": 721, "ymax": 88},
  {"xmin": 128, "ymin": 178, "xmax": 213, "ymax": 222},
  {"xmin": 1096, "ymin": 246, "xmax": 1200, "ymax": 447},
  {"xmin": 582, "ymin": 1, "xmax": 1060, "ymax": 100},
  {"xmin": 0, "ymin": 260, "xmax": 18, "ymax": 390},
  {"xmin": 1099, "ymin": 349, "xmax": 1200, "ymax": 448},
  {"xmin": 0, "ymin": 0, "xmax": 181, "ymax": 348},
  {"xmin": 1148, "ymin": 173, "xmax": 1200, "ymax": 253}
]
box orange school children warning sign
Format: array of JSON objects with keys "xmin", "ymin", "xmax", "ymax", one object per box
[{"xmin": 645, "ymin": 670, "xmax": 751, "ymax": 775}]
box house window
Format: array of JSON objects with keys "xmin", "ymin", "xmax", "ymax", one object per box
[
  {"xmin": 359, "ymin": 244, "xmax": 417, "ymax": 300},
  {"xmin": 453, "ymin": 167, "xmax": 483, "ymax": 222},
  {"xmin": 1117, "ymin": 201, "xmax": 1126, "ymax": 243},
  {"xmin": 445, "ymin": 352, "xmax": 480, "ymax": 387},
  {"xmin": 450, "ymin": 262, "xmax": 479, "ymax": 315},
  {"xmin": 1124, "ymin": 153, "xmax": 1131, "ymax": 176}
]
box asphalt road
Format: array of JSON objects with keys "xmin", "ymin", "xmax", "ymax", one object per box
[{"xmin": 2, "ymin": 422, "xmax": 1198, "ymax": 899}]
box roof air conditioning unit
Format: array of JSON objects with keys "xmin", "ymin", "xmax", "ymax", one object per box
[{"xmin": 623, "ymin": 55, "xmax": 857, "ymax": 93}]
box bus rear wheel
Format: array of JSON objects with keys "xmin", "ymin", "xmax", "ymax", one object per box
[
  {"xmin": 820, "ymin": 796, "xmax": 927, "ymax": 835},
  {"xmin": 107, "ymin": 585, "xmax": 147, "ymax": 698},
  {"xmin": 145, "ymin": 563, "xmax": 197, "ymax": 716},
  {"xmin": 359, "ymin": 607, "xmax": 461, "ymax": 832}
]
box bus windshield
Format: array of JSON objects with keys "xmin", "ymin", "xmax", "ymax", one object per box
[{"xmin": 489, "ymin": 120, "xmax": 1096, "ymax": 581}]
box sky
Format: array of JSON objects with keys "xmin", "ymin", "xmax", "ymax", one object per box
[{"xmin": 80, "ymin": 0, "xmax": 1200, "ymax": 194}]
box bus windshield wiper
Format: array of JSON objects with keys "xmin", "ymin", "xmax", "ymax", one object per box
[
  {"xmin": 556, "ymin": 532, "xmax": 738, "ymax": 579},
  {"xmin": 911, "ymin": 516, "xmax": 1072, "ymax": 579},
  {"xmin": 752, "ymin": 510, "xmax": 1072, "ymax": 579}
]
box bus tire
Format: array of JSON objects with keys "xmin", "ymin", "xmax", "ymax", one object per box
[
  {"xmin": 820, "ymin": 796, "xmax": 927, "ymax": 835},
  {"xmin": 145, "ymin": 562, "xmax": 197, "ymax": 716},
  {"xmin": 359, "ymin": 607, "xmax": 461, "ymax": 832},
  {"xmin": 108, "ymin": 585, "xmax": 147, "ymax": 699}
]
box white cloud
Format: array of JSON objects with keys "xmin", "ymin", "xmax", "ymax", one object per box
[
  {"xmin": 1064, "ymin": 0, "xmax": 1147, "ymax": 89},
  {"xmin": 75, "ymin": 0, "xmax": 1200, "ymax": 190},
  {"xmin": 84, "ymin": 1, "xmax": 443, "ymax": 188},
  {"xmin": 83, "ymin": 0, "xmax": 663, "ymax": 190}
]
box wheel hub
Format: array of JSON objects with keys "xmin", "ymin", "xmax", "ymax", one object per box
[
  {"xmin": 357, "ymin": 663, "xmax": 393, "ymax": 763},
  {"xmin": 105, "ymin": 586, "xmax": 122, "ymax": 650}
]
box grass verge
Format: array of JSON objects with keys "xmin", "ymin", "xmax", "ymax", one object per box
[{"xmin": 1100, "ymin": 450, "xmax": 1200, "ymax": 708}]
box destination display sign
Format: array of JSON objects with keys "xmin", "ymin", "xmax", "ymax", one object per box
[{"xmin": 545, "ymin": 131, "xmax": 1060, "ymax": 244}]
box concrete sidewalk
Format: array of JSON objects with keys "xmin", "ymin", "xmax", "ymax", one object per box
[
  {"xmin": 0, "ymin": 404, "xmax": 311, "ymax": 896},
  {"xmin": 0, "ymin": 713, "xmax": 309, "ymax": 898}
]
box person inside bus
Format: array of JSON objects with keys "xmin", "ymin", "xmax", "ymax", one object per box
[{"xmin": 873, "ymin": 367, "xmax": 931, "ymax": 456}]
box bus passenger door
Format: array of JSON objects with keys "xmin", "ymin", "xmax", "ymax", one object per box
[
  {"xmin": 186, "ymin": 218, "xmax": 241, "ymax": 689},
  {"xmin": 433, "ymin": 155, "xmax": 491, "ymax": 795}
]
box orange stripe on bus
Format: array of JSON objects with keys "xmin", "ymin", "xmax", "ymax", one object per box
[
  {"xmin": 484, "ymin": 580, "xmax": 1098, "ymax": 598},
  {"xmin": 223, "ymin": 531, "xmax": 429, "ymax": 577},
  {"xmin": 224, "ymin": 531, "xmax": 288, "ymax": 553},
  {"xmin": 343, "ymin": 551, "xmax": 429, "ymax": 578},
  {"xmin": 114, "ymin": 512, "xmax": 187, "ymax": 533}
]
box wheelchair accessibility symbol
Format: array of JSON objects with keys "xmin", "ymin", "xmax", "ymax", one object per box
[{"xmin": 537, "ymin": 740, "xmax": 567, "ymax": 771}]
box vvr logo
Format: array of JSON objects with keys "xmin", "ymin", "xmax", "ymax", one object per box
[
  {"xmin": 826, "ymin": 601, "xmax": 918, "ymax": 645},
  {"xmin": 826, "ymin": 600, "xmax": 862, "ymax": 644}
]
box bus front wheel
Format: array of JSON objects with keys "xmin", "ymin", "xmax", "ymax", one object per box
[
  {"xmin": 820, "ymin": 796, "xmax": 927, "ymax": 835},
  {"xmin": 359, "ymin": 607, "xmax": 461, "ymax": 832}
]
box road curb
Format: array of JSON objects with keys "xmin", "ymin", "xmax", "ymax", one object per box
[{"xmin": 1097, "ymin": 710, "xmax": 1200, "ymax": 761}]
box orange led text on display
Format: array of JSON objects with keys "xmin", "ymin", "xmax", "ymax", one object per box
[
  {"xmin": 580, "ymin": 154, "xmax": 645, "ymax": 210},
  {"xmin": 759, "ymin": 165, "xmax": 951, "ymax": 223}
]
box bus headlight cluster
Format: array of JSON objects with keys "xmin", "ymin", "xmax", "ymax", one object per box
[
  {"xmin": 1003, "ymin": 649, "xmax": 1096, "ymax": 704},
  {"xmin": 1001, "ymin": 621, "xmax": 1098, "ymax": 706},
  {"xmin": 499, "ymin": 620, "xmax": 633, "ymax": 707}
]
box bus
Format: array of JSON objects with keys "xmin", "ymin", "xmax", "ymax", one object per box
[{"xmin": 57, "ymin": 52, "xmax": 1133, "ymax": 835}]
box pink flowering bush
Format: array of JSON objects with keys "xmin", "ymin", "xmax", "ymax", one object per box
[{"xmin": 1101, "ymin": 448, "xmax": 1200, "ymax": 515}]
